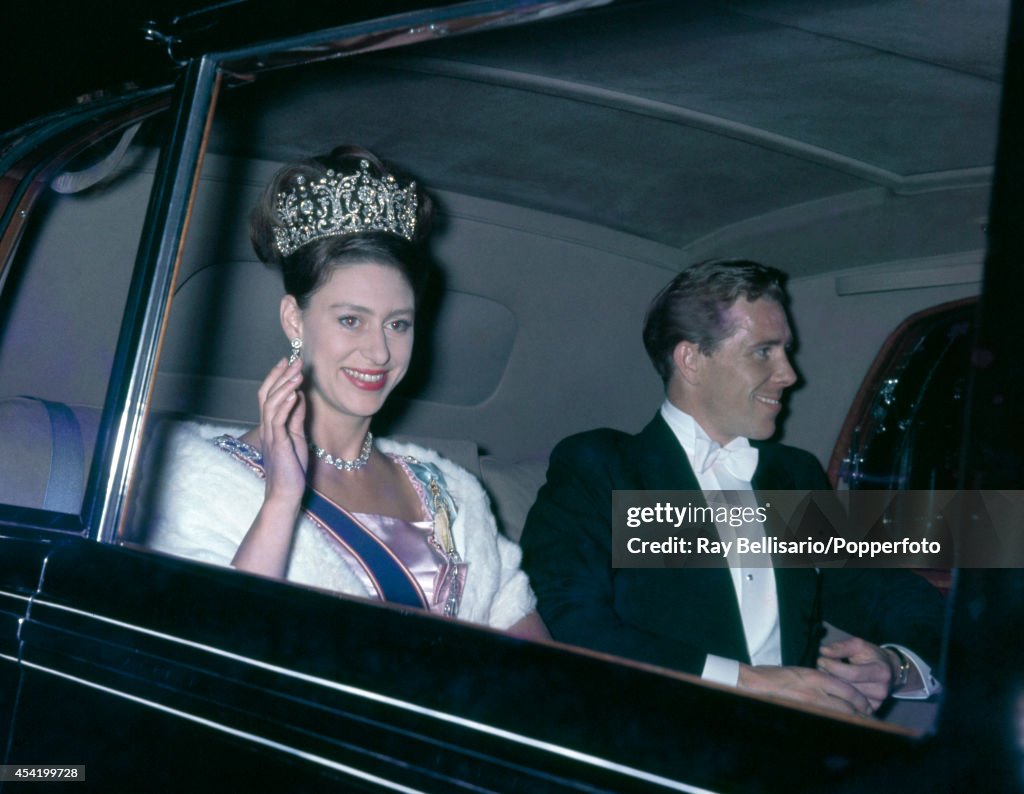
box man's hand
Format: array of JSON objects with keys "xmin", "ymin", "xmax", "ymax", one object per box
[
  {"xmin": 817, "ymin": 636, "xmax": 908, "ymax": 712},
  {"xmin": 737, "ymin": 664, "xmax": 872, "ymax": 716}
]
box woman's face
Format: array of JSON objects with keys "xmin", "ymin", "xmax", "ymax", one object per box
[{"xmin": 287, "ymin": 262, "xmax": 415, "ymax": 422}]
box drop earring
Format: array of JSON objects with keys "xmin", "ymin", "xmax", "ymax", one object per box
[{"xmin": 288, "ymin": 337, "xmax": 303, "ymax": 365}]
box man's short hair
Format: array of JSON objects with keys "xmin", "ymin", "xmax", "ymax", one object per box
[{"xmin": 642, "ymin": 259, "xmax": 789, "ymax": 384}]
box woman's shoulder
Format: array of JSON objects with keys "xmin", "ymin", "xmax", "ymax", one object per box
[
  {"xmin": 160, "ymin": 417, "xmax": 253, "ymax": 446},
  {"xmin": 155, "ymin": 419, "xmax": 224, "ymax": 461},
  {"xmin": 375, "ymin": 436, "xmax": 481, "ymax": 491},
  {"xmin": 147, "ymin": 419, "xmax": 261, "ymax": 483},
  {"xmin": 139, "ymin": 420, "xmax": 263, "ymax": 562}
]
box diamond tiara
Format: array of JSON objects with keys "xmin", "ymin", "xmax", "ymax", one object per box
[{"xmin": 272, "ymin": 159, "xmax": 418, "ymax": 257}]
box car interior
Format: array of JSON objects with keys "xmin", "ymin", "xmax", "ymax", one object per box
[{"xmin": 0, "ymin": 0, "xmax": 1005, "ymax": 739}]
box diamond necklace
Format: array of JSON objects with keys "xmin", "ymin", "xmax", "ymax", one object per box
[{"xmin": 309, "ymin": 432, "xmax": 373, "ymax": 472}]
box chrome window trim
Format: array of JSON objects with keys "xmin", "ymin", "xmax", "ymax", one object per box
[
  {"xmin": 88, "ymin": 57, "xmax": 221, "ymax": 543},
  {"xmin": 204, "ymin": 1, "xmax": 611, "ymax": 78}
]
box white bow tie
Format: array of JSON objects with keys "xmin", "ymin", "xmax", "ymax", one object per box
[{"xmin": 693, "ymin": 437, "xmax": 759, "ymax": 482}]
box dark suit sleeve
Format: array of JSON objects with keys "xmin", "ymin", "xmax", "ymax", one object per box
[
  {"xmin": 520, "ymin": 435, "xmax": 713, "ymax": 675},
  {"xmin": 763, "ymin": 444, "xmax": 946, "ymax": 669},
  {"xmin": 820, "ymin": 568, "xmax": 945, "ymax": 668}
]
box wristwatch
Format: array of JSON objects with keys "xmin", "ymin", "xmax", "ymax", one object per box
[{"xmin": 891, "ymin": 648, "xmax": 911, "ymax": 690}]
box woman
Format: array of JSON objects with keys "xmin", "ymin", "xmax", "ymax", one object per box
[{"xmin": 147, "ymin": 146, "xmax": 546, "ymax": 639}]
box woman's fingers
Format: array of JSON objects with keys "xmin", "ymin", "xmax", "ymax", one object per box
[
  {"xmin": 257, "ymin": 357, "xmax": 292, "ymax": 406},
  {"xmin": 286, "ymin": 388, "xmax": 306, "ymax": 435},
  {"xmin": 258, "ymin": 359, "xmax": 307, "ymax": 499},
  {"xmin": 288, "ymin": 392, "xmax": 309, "ymax": 470},
  {"xmin": 260, "ymin": 359, "xmax": 303, "ymax": 428}
]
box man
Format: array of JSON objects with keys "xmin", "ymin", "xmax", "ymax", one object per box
[{"xmin": 520, "ymin": 260, "xmax": 943, "ymax": 716}]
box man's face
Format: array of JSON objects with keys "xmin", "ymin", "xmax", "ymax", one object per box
[{"xmin": 678, "ymin": 297, "xmax": 797, "ymax": 445}]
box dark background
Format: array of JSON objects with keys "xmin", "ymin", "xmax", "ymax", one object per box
[
  {"xmin": 1, "ymin": 0, "xmax": 465, "ymax": 134},
  {"xmin": 3, "ymin": 1, "xmax": 207, "ymax": 133}
]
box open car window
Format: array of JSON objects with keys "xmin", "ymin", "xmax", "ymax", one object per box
[
  {"xmin": 0, "ymin": 115, "xmax": 166, "ymax": 519},
  {"xmin": 117, "ymin": 0, "xmax": 994, "ymax": 736}
]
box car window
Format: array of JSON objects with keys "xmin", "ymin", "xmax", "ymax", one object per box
[
  {"xmin": 0, "ymin": 116, "xmax": 165, "ymax": 516},
  {"xmin": 831, "ymin": 298, "xmax": 977, "ymax": 494},
  {"xmin": 114, "ymin": 28, "xmax": 962, "ymax": 738}
]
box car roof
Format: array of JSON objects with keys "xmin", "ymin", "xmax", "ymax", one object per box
[
  {"xmin": 7, "ymin": 0, "xmax": 1005, "ymax": 281},
  {"xmin": 195, "ymin": 0, "xmax": 1005, "ymax": 279}
]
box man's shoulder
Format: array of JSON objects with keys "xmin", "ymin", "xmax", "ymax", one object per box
[{"xmin": 549, "ymin": 426, "xmax": 639, "ymax": 465}]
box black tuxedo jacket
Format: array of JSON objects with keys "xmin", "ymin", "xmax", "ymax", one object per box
[{"xmin": 520, "ymin": 414, "xmax": 944, "ymax": 676}]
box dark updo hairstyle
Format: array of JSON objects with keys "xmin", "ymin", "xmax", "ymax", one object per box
[
  {"xmin": 642, "ymin": 259, "xmax": 789, "ymax": 384},
  {"xmin": 250, "ymin": 145, "xmax": 435, "ymax": 308}
]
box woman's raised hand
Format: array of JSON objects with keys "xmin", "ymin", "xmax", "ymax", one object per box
[
  {"xmin": 257, "ymin": 357, "xmax": 309, "ymax": 503},
  {"xmin": 232, "ymin": 357, "xmax": 308, "ymax": 576}
]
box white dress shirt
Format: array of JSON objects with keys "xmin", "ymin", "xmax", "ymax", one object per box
[
  {"xmin": 659, "ymin": 400, "xmax": 939, "ymax": 698},
  {"xmin": 660, "ymin": 400, "xmax": 780, "ymax": 686}
]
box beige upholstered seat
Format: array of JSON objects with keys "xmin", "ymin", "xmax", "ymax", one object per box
[{"xmin": 0, "ymin": 396, "xmax": 100, "ymax": 514}]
